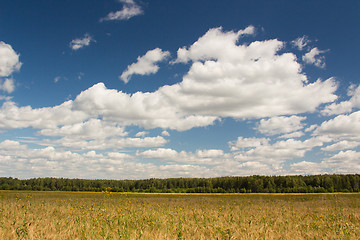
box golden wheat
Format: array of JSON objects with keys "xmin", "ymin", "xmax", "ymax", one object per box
[{"xmin": 0, "ymin": 191, "xmax": 359, "ymax": 239}]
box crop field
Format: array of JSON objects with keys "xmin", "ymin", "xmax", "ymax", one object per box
[{"xmin": 0, "ymin": 191, "xmax": 359, "ymax": 239}]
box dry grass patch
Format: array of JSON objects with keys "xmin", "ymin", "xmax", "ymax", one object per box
[{"xmin": 0, "ymin": 191, "xmax": 359, "ymax": 239}]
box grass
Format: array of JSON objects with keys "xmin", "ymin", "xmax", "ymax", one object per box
[{"xmin": 0, "ymin": 191, "xmax": 359, "ymax": 239}]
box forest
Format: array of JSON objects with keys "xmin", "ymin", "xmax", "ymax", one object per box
[{"xmin": 0, "ymin": 174, "xmax": 359, "ymax": 193}]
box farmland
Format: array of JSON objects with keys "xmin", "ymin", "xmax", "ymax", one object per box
[{"xmin": 0, "ymin": 191, "xmax": 359, "ymax": 239}]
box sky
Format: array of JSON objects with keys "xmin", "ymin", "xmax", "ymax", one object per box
[{"xmin": 1, "ymin": 0, "xmax": 360, "ymax": 179}]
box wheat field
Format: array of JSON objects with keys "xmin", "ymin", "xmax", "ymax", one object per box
[{"xmin": 0, "ymin": 191, "xmax": 359, "ymax": 239}]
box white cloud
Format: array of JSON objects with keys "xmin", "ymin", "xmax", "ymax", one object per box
[
  {"xmin": 322, "ymin": 84, "xmax": 360, "ymax": 115},
  {"xmin": 107, "ymin": 151, "xmax": 134, "ymax": 159},
  {"xmin": 135, "ymin": 131, "xmax": 148, "ymax": 137},
  {"xmin": 0, "ymin": 139, "xmax": 27, "ymax": 150},
  {"xmin": 314, "ymin": 111, "xmax": 360, "ymax": 141},
  {"xmin": 0, "ymin": 26, "xmax": 338, "ymax": 133},
  {"xmin": 278, "ymin": 131, "xmax": 305, "ymax": 139},
  {"xmin": 168, "ymin": 27, "xmax": 337, "ymax": 119},
  {"xmin": 0, "ymin": 95, "xmax": 12, "ymax": 101},
  {"xmin": 138, "ymin": 147, "xmax": 230, "ymax": 165},
  {"xmin": 71, "ymin": 82, "xmax": 218, "ymax": 131},
  {"xmin": 83, "ymin": 150, "xmax": 103, "ymax": 158},
  {"xmin": 0, "ymin": 100, "xmax": 89, "ymax": 130},
  {"xmin": 69, "ymin": 34, "xmax": 94, "ymax": 50},
  {"xmin": 0, "ymin": 78, "xmax": 15, "ymax": 93},
  {"xmin": 321, "ymin": 150, "xmax": 360, "ymax": 173},
  {"xmin": 100, "ymin": 0, "xmax": 143, "ymax": 21},
  {"xmin": 39, "ymin": 118, "xmax": 127, "ymax": 139},
  {"xmin": 120, "ymin": 48, "xmax": 170, "ymax": 83},
  {"xmin": 321, "ymin": 140, "xmax": 360, "ymax": 151},
  {"xmin": 54, "ymin": 135, "xmax": 167, "ymax": 150},
  {"xmin": 256, "ymin": 116, "xmax": 306, "ymax": 135},
  {"xmin": 229, "ymin": 137, "xmax": 270, "ymax": 151},
  {"xmin": 196, "ymin": 149, "xmax": 224, "ymax": 158},
  {"xmin": 289, "ymin": 161, "xmax": 323, "ymax": 175},
  {"xmin": 291, "ymin": 36, "xmax": 310, "ymax": 51},
  {"xmin": 138, "ymin": 148, "xmax": 178, "ymax": 160},
  {"xmin": 173, "ymin": 26, "xmax": 255, "ymax": 64},
  {"xmin": 161, "ymin": 130, "xmax": 170, "ymax": 136},
  {"xmin": 0, "ymin": 135, "xmax": 358, "ymax": 179},
  {"xmin": 0, "ymin": 41, "xmax": 22, "ymax": 77},
  {"xmin": 305, "ymin": 124, "xmax": 317, "ymax": 132},
  {"xmin": 232, "ymin": 137, "xmax": 324, "ymax": 165},
  {"xmin": 302, "ymin": 47, "xmax": 326, "ymax": 68},
  {"xmin": 212, "ymin": 160, "xmax": 275, "ymax": 176}
]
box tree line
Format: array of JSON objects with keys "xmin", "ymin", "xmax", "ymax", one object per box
[{"xmin": 0, "ymin": 174, "xmax": 359, "ymax": 193}]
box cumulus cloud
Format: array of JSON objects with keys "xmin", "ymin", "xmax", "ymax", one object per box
[
  {"xmin": 314, "ymin": 111, "xmax": 360, "ymax": 141},
  {"xmin": 0, "ymin": 134, "xmax": 357, "ymax": 178},
  {"xmin": 256, "ymin": 116, "xmax": 306, "ymax": 135},
  {"xmin": 71, "ymin": 82, "xmax": 218, "ymax": 131},
  {"xmin": 278, "ymin": 131, "xmax": 305, "ymax": 139},
  {"xmin": 168, "ymin": 27, "xmax": 337, "ymax": 119},
  {"xmin": 0, "ymin": 41, "xmax": 22, "ymax": 77},
  {"xmin": 0, "ymin": 78, "xmax": 15, "ymax": 93},
  {"xmin": 161, "ymin": 130, "xmax": 170, "ymax": 136},
  {"xmin": 120, "ymin": 48, "xmax": 170, "ymax": 83},
  {"xmin": 100, "ymin": 0, "xmax": 143, "ymax": 21},
  {"xmin": 196, "ymin": 149, "xmax": 224, "ymax": 158},
  {"xmin": 321, "ymin": 140, "xmax": 360, "ymax": 152},
  {"xmin": 305, "ymin": 124, "xmax": 317, "ymax": 133},
  {"xmin": 39, "ymin": 118, "xmax": 127, "ymax": 139},
  {"xmin": 0, "ymin": 140, "xmax": 157, "ymax": 179},
  {"xmin": 289, "ymin": 161, "xmax": 324, "ymax": 175},
  {"xmin": 229, "ymin": 137, "xmax": 270, "ymax": 151},
  {"xmin": 302, "ymin": 47, "xmax": 327, "ymax": 68},
  {"xmin": 321, "ymin": 150, "xmax": 360, "ymax": 173},
  {"xmin": 322, "ymin": 84, "xmax": 360, "ymax": 115},
  {"xmin": 233, "ymin": 137, "xmax": 324, "ymax": 165},
  {"xmin": 138, "ymin": 147, "xmax": 230, "ymax": 165},
  {"xmin": 0, "ymin": 26, "xmax": 338, "ymax": 132},
  {"xmin": 291, "ymin": 36, "xmax": 310, "ymax": 51},
  {"xmin": 135, "ymin": 131, "xmax": 148, "ymax": 137},
  {"xmin": 0, "ymin": 139, "xmax": 27, "ymax": 150},
  {"xmin": 138, "ymin": 148, "xmax": 178, "ymax": 160},
  {"xmin": 0, "ymin": 100, "xmax": 89, "ymax": 130},
  {"xmin": 48, "ymin": 135, "xmax": 167, "ymax": 151},
  {"xmin": 173, "ymin": 26, "xmax": 255, "ymax": 64},
  {"xmin": 69, "ymin": 34, "xmax": 94, "ymax": 50}
]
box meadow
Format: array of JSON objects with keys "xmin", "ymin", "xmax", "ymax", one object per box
[{"xmin": 0, "ymin": 191, "xmax": 359, "ymax": 239}]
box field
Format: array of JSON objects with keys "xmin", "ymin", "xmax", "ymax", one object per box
[{"xmin": 0, "ymin": 191, "xmax": 359, "ymax": 239}]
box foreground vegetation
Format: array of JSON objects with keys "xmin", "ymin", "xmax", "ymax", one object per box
[
  {"xmin": 0, "ymin": 191, "xmax": 359, "ymax": 239},
  {"xmin": 1, "ymin": 174, "xmax": 360, "ymax": 193}
]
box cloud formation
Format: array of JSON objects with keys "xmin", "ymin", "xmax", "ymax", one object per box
[
  {"xmin": 1, "ymin": 26, "xmax": 356, "ymax": 179},
  {"xmin": 322, "ymin": 84, "xmax": 360, "ymax": 115},
  {"xmin": 314, "ymin": 111, "xmax": 360, "ymax": 141},
  {"xmin": 120, "ymin": 48, "xmax": 170, "ymax": 83},
  {"xmin": 69, "ymin": 34, "xmax": 94, "ymax": 50},
  {"xmin": 174, "ymin": 26, "xmax": 255, "ymax": 64},
  {"xmin": 0, "ymin": 78, "xmax": 15, "ymax": 93},
  {"xmin": 256, "ymin": 116, "xmax": 306, "ymax": 135},
  {"xmin": 291, "ymin": 36, "xmax": 310, "ymax": 51},
  {"xmin": 101, "ymin": 0, "xmax": 143, "ymax": 21},
  {"xmin": 0, "ymin": 26, "xmax": 338, "ymax": 133},
  {"xmin": 232, "ymin": 137, "xmax": 324, "ymax": 165},
  {"xmin": 302, "ymin": 47, "xmax": 326, "ymax": 68},
  {"xmin": 0, "ymin": 41, "xmax": 22, "ymax": 77}
]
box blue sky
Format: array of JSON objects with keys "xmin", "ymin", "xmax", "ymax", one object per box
[{"xmin": 1, "ymin": 0, "xmax": 360, "ymax": 179}]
